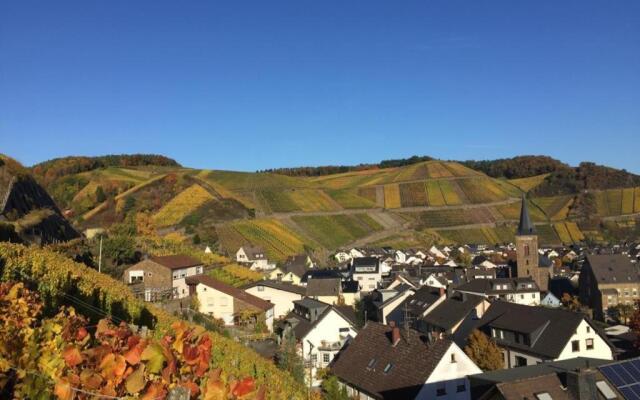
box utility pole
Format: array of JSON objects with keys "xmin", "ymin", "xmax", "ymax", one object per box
[{"xmin": 98, "ymin": 235, "xmax": 103, "ymax": 274}]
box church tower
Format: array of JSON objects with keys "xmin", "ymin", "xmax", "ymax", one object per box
[{"xmin": 515, "ymin": 196, "xmax": 549, "ymax": 290}]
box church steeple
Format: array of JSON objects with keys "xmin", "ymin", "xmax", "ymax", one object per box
[{"xmin": 517, "ymin": 195, "xmax": 535, "ymax": 236}]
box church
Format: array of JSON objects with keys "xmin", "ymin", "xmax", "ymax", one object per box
[{"xmin": 515, "ymin": 196, "xmax": 553, "ymax": 291}]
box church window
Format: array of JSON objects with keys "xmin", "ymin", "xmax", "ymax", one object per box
[{"xmin": 524, "ymin": 244, "xmax": 530, "ymax": 256}]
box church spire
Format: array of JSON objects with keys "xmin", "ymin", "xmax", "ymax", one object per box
[{"xmin": 517, "ymin": 194, "xmax": 535, "ymax": 235}]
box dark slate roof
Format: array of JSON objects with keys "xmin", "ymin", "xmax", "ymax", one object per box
[
  {"xmin": 282, "ymin": 299, "xmax": 355, "ymax": 339},
  {"xmin": 149, "ymin": 254, "xmax": 202, "ymax": 270},
  {"xmin": 306, "ymin": 277, "xmax": 341, "ymax": 297},
  {"xmin": 421, "ymin": 293, "xmax": 485, "ymax": 331},
  {"xmin": 517, "ymin": 195, "xmax": 536, "ymax": 236},
  {"xmin": 586, "ymin": 254, "xmax": 640, "ymax": 284},
  {"xmin": 241, "ymin": 245, "xmax": 267, "ymax": 260},
  {"xmin": 474, "ymin": 301, "xmax": 593, "ymax": 359},
  {"xmin": 301, "ymin": 269, "xmax": 343, "ymax": 284},
  {"xmin": 185, "ymin": 275, "xmax": 273, "ymax": 311},
  {"xmin": 352, "ymin": 257, "xmax": 380, "ymax": 274},
  {"xmin": 283, "ymin": 254, "xmax": 311, "ymax": 277},
  {"xmin": 331, "ymin": 322, "xmax": 452, "ymax": 400},
  {"xmin": 494, "ymin": 374, "xmax": 572, "ymax": 400},
  {"xmin": 341, "ymin": 280, "xmax": 359, "ymax": 294},
  {"xmin": 334, "ymin": 305, "xmax": 358, "ymax": 327},
  {"xmin": 242, "ymin": 280, "xmax": 306, "ymax": 295},
  {"xmin": 396, "ymin": 286, "xmax": 444, "ymax": 317},
  {"xmin": 456, "ymin": 277, "xmax": 540, "ymax": 295}
]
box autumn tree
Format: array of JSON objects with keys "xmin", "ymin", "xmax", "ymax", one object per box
[
  {"xmin": 464, "ymin": 329, "xmax": 504, "ymax": 371},
  {"xmin": 608, "ymin": 303, "xmax": 635, "ymax": 325},
  {"xmin": 561, "ymin": 293, "xmax": 581, "ymax": 311},
  {"xmin": 275, "ymin": 331, "xmax": 305, "ymax": 384},
  {"xmin": 321, "ymin": 374, "xmax": 349, "ymax": 400}
]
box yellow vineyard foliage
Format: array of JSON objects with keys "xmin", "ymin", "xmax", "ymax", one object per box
[{"xmin": 153, "ymin": 184, "xmax": 213, "ymax": 227}]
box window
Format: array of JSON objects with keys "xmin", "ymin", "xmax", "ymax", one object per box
[
  {"xmin": 456, "ymin": 382, "xmax": 466, "ymax": 393},
  {"xmin": 383, "ymin": 363, "xmax": 393, "ymax": 374},
  {"xmin": 532, "ymin": 293, "xmax": 536, "ymax": 298},
  {"xmin": 535, "ymin": 393, "xmax": 553, "ymax": 400},
  {"xmin": 436, "ymin": 385, "xmax": 446, "ymax": 396},
  {"xmin": 323, "ymin": 353, "xmax": 330, "ymax": 363},
  {"xmin": 147, "ymin": 272, "xmax": 152, "ymax": 277},
  {"xmin": 367, "ymin": 358, "xmax": 377, "ymax": 369},
  {"xmin": 339, "ymin": 327, "xmax": 350, "ymax": 333},
  {"xmin": 520, "ymin": 294, "xmax": 525, "ymax": 299},
  {"xmin": 311, "ymin": 354, "xmax": 317, "ymax": 364},
  {"xmin": 450, "ymin": 353, "xmax": 456, "ymax": 363},
  {"xmin": 524, "ymin": 244, "xmax": 530, "ymax": 256},
  {"xmin": 257, "ymin": 286, "xmax": 264, "ymax": 292},
  {"xmin": 596, "ymin": 381, "xmax": 617, "ymax": 400},
  {"xmin": 586, "ymin": 326, "xmax": 591, "ymax": 333},
  {"xmin": 586, "ymin": 338, "xmax": 594, "ymax": 350},
  {"xmin": 572, "ymin": 340, "xmax": 580, "ymax": 352},
  {"xmin": 515, "ymin": 356, "xmax": 527, "ymax": 367}
]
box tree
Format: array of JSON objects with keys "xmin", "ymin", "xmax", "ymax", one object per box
[
  {"xmin": 95, "ymin": 185, "xmax": 106, "ymax": 203},
  {"xmin": 321, "ymin": 374, "xmax": 349, "ymax": 400},
  {"xmin": 464, "ymin": 329, "xmax": 504, "ymax": 371},
  {"xmin": 561, "ymin": 293, "xmax": 581, "ymax": 311},
  {"xmin": 275, "ymin": 331, "xmax": 305, "ymax": 384},
  {"xmin": 608, "ymin": 303, "xmax": 635, "ymax": 325}
]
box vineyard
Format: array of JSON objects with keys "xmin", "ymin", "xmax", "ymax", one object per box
[
  {"xmin": 435, "ymin": 224, "xmax": 564, "ymax": 245},
  {"xmin": 553, "ymin": 222, "xmax": 585, "ymax": 244},
  {"xmin": 457, "ymin": 178, "xmax": 510, "ymax": 203},
  {"xmin": 509, "ymin": 174, "xmax": 549, "ymax": 192},
  {"xmin": 327, "ymin": 188, "xmax": 377, "ymax": 209},
  {"xmin": 399, "ymin": 182, "xmax": 428, "ymax": 207},
  {"xmin": 384, "ymin": 184, "xmax": 402, "ymax": 209},
  {"xmin": 228, "ymin": 219, "xmax": 311, "ymax": 261},
  {"xmin": 494, "ymin": 200, "xmax": 547, "ymax": 222},
  {"xmin": 152, "ymin": 184, "xmax": 214, "ymax": 227},
  {"xmin": 287, "ymin": 189, "xmax": 341, "ymax": 212},
  {"xmin": 533, "ymin": 195, "xmax": 574, "ymax": 221},
  {"xmin": 208, "ymin": 264, "xmax": 263, "ymax": 287},
  {"xmin": 0, "ymin": 243, "xmax": 307, "ymax": 399},
  {"xmin": 425, "ymin": 180, "xmax": 446, "ymax": 206},
  {"xmin": 291, "ymin": 213, "xmax": 383, "ymax": 249},
  {"xmin": 409, "ymin": 207, "xmax": 496, "ymax": 229}
]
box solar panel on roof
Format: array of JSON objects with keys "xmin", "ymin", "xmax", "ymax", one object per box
[{"xmin": 599, "ymin": 358, "xmax": 640, "ymax": 400}]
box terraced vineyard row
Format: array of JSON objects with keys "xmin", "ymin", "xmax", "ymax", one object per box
[
  {"xmin": 232, "ymin": 219, "xmax": 310, "ymax": 261},
  {"xmin": 153, "ymin": 184, "xmax": 214, "ymax": 227},
  {"xmin": 494, "ymin": 200, "xmax": 547, "ymax": 222},
  {"xmin": 509, "ymin": 174, "xmax": 549, "ymax": 192},
  {"xmin": 291, "ymin": 213, "xmax": 384, "ymax": 249},
  {"xmin": 594, "ymin": 187, "xmax": 640, "ymax": 217},
  {"xmin": 409, "ymin": 207, "xmax": 497, "ymax": 228},
  {"xmin": 327, "ymin": 188, "xmax": 377, "ymax": 209},
  {"xmin": 553, "ymin": 222, "xmax": 585, "ymax": 244},
  {"xmin": 533, "ymin": 195, "xmax": 574, "ymax": 220},
  {"xmin": 436, "ymin": 224, "xmax": 564, "ymax": 245}
]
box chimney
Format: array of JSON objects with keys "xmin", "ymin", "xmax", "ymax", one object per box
[
  {"xmin": 439, "ymin": 287, "xmax": 446, "ymax": 297},
  {"xmin": 389, "ymin": 320, "xmax": 396, "ymax": 328},
  {"xmin": 391, "ymin": 326, "xmax": 401, "ymax": 347}
]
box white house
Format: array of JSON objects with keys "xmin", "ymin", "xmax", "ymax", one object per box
[
  {"xmin": 430, "ymin": 246, "xmax": 447, "ymax": 260},
  {"xmin": 455, "ymin": 277, "xmax": 541, "ymax": 306},
  {"xmin": 279, "ymin": 298, "xmax": 358, "ymax": 386},
  {"xmin": 331, "ymin": 322, "xmax": 481, "ymax": 400},
  {"xmin": 351, "ymin": 257, "xmax": 382, "ymax": 292},
  {"xmin": 394, "ymin": 250, "xmax": 407, "ymax": 264},
  {"xmin": 236, "ymin": 245, "xmax": 271, "ymax": 271},
  {"xmin": 186, "ymin": 275, "xmax": 274, "ymax": 332},
  {"xmin": 334, "ymin": 251, "xmax": 351, "ymax": 263},
  {"xmin": 475, "ymin": 301, "xmax": 613, "ymax": 368},
  {"xmin": 243, "ymin": 280, "xmax": 306, "ymax": 319},
  {"xmin": 541, "ymin": 292, "xmax": 562, "ymax": 308}
]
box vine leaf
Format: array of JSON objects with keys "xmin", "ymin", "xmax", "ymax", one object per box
[
  {"xmin": 125, "ymin": 364, "xmax": 146, "ymax": 394},
  {"xmin": 62, "ymin": 345, "xmax": 83, "ymax": 368},
  {"xmin": 140, "ymin": 342, "xmax": 166, "ymax": 374}
]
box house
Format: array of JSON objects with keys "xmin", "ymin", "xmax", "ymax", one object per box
[
  {"xmin": 236, "ymin": 245, "xmax": 270, "ymax": 270},
  {"xmin": 455, "ymin": 278, "xmax": 541, "ymax": 306},
  {"xmin": 243, "ymin": 280, "xmax": 306, "ymax": 319},
  {"xmin": 331, "ymin": 322, "xmax": 482, "ymax": 400},
  {"xmin": 306, "ymin": 277, "xmax": 342, "ymax": 304},
  {"xmin": 278, "ymin": 298, "xmax": 358, "ymax": 386},
  {"xmin": 372, "ymin": 286, "xmax": 417, "ymax": 324},
  {"xmin": 185, "ymin": 275, "xmax": 274, "ymax": 332},
  {"xmin": 268, "ymin": 254, "xmax": 313, "ymax": 285},
  {"xmin": 341, "ymin": 280, "xmax": 360, "ymax": 306},
  {"xmin": 424, "ymin": 273, "xmax": 449, "ymax": 289},
  {"xmin": 334, "ymin": 251, "xmax": 352, "ymax": 263},
  {"xmin": 540, "ymin": 292, "xmax": 562, "ymax": 308},
  {"xmin": 124, "ymin": 254, "xmax": 204, "ymax": 300},
  {"xmin": 578, "ymin": 254, "xmax": 640, "ymax": 321},
  {"xmin": 387, "ymin": 286, "xmax": 446, "ymax": 328},
  {"xmin": 469, "ymin": 357, "xmax": 621, "ymax": 400},
  {"xmin": 472, "ymin": 301, "xmax": 614, "ymax": 368},
  {"xmin": 420, "ymin": 293, "xmax": 490, "ymax": 339},
  {"xmin": 352, "ymin": 257, "xmax": 383, "ymax": 292}
]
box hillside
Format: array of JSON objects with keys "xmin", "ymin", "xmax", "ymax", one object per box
[
  {"xmin": 22, "ymin": 154, "xmax": 640, "ymax": 254},
  {"xmin": 0, "ymin": 155, "xmax": 78, "ymax": 244}
]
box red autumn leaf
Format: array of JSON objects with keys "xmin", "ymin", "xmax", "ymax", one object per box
[
  {"xmin": 124, "ymin": 338, "xmax": 147, "ymax": 365},
  {"xmin": 76, "ymin": 327, "xmax": 88, "ymax": 342},
  {"xmin": 99, "ymin": 353, "xmax": 127, "ymax": 381},
  {"xmin": 162, "ymin": 358, "xmax": 176, "ymax": 383},
  {"xmin": 79, "ymin": 369, "xmax": 103, "ymax": 390},
  {"xmin": 183, "ymin": 343, "xmax": 199, "ymax": 365},
  {"xmin": 141, "ymin": 382, "xmax": 167, "ymax": 400},
  {"xmin": 62, "ymin": 345, "xmax": 83, "ymax": 368},
  {"xmin": 232, "ymin": 378, "xmax": 255, "ymax": 397},
  {"xmin": 54, "ymin": 378, "xmax": 73, "ymax": 400},
  {"xmin": 96, "ymin": 319, "xmax": 116, "ymax": 338},
  {"xmin": 180, "ymin": 380, "xmax": 200, "ymax": 398}
]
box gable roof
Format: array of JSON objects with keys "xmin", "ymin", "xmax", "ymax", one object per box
[
  {"xmin": 282, "ymin": 299, "xmax": 354, "ymax": 339},
  {"xmin": 456, "ymin": 277, "xmax": 540, "ymax": 295},
  {"xmin": 331, "ymin": 322, "xmax": 452, "ymax": 400},
  {"xmin": 283, "ymin": 254, "xmax": 311, "ymax": 277},
  {"xmin": 185, "ymin": 275, "xmax": 273, "ymax": 311},
  {"xmin": 493, "ymin": 374, "xmax": 572, "ymax": 400},
  {"xmin": 240, "ymin": 245, "xmax": 267, "ymax": 260},
  {"xmin": 474, "ymin": 301, "xmax": 593, "ymax": 359},
  {"xmin": 586, "ymin": 254, "xmax": 640, "ymax": 285},
  {"xmin": 149, "ymin": 254, "xmax": 202, "ymax": 270},
  {"xmin": 306, "ymin": 277, "xmax": 341, "ymax": 297},
  {"xmin": 422, "ymin": 292, "xmax": 485, "ymax": 331},
  {"xmin": 242, "ymin": 280, "xmax": 306, "ymax": 296},
  {"xmin": 396, "ymin": 286, "xmax": 444, "ymax": 317}
]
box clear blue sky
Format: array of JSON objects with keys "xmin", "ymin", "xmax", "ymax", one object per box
[{"xmin": 1, "ymin": 1, "xmax": 639, "ymax": 172}]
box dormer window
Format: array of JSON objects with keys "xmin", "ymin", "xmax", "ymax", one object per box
[
  {"xmin": 383, "ymin": 363, "xmax": 393, "ymax": 374},
  {"xmin": 367, "ymin": 358, "xmax": 377, "ymax": 370}
]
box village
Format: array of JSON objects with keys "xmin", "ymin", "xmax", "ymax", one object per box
[{"xmin": 121, "ymin": 197, "xmax": 640, "ymax": 400}]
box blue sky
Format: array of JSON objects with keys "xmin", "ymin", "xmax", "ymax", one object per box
[{"xmin": 1, "ymin": 1, "xmax": 639, "ymax": 172}]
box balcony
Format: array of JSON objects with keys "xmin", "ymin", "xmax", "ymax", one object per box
[{"xmin": 318, "ymin": 340, "xmax": 344, "ymax": 351}]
